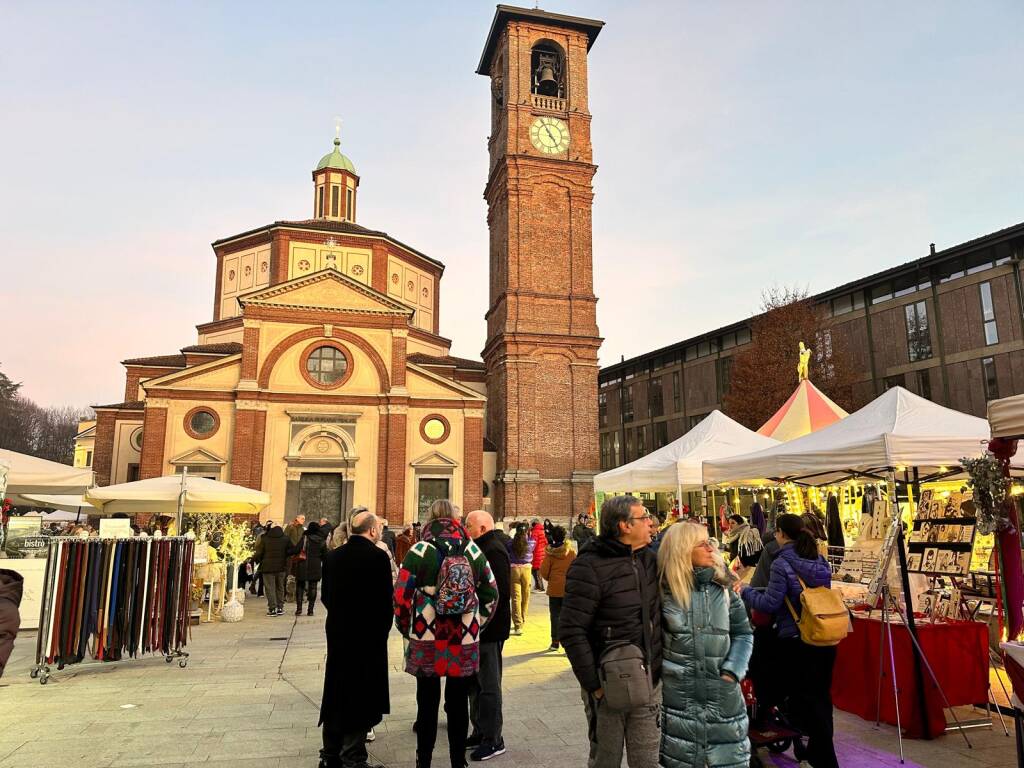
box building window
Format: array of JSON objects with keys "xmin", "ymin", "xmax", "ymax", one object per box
[
  {"xmin": 717, "ymin": 357, "xmax": 734, "ymax": 400},
  {"xmin": 598, "ymin": 391, "xmax": 608, "ymax": 427},
  {"xmin": 672, "ymin": 371, "xmax": 681, "ymax": 413},
  {"xmin": 688, "ymin": 414, "xmax": 702, "ymax": 431},
  {"xmin": 980, "ymin": 282, "xmax": 998, "ymax": 345},
  {"xmin": 622, "ymin": 384, "xmax": 634, "ymax": 423},
  {"xmin": 600, "ymin": 434, "xmax": 611, "ymax": 470},
  {"xmin": 983, "ymin": 357, "xmax": 999, "ymax": 400},
  {"xmin": 649, "ymin": 379, "xmax": 664, "ymax": 418},
  {"xmin": 301, "ymin": 342, "xmax": 353, "ymax": 389},
  {"xmin": 871, "ymin": 282, "xmax": 894, "ymax": 305},
  {"xmin": 317, "ymin": 186, "xmax": 325, "ymax": 217},
  {"xmin": 939, "ymin": 258, "xmax": 965, "ymax": 283},
  {"xmin": 904, "ymin": 301, "xmax": 932, "ymax": 361},
  {"xmin": 346, "ymin": 188, "xmax": 354, "ymax": 220},
  {"xmin": 884, "ymin": 374, "xmax": 905, "ymax": 390},
  {"xmin": 684, "ymin": 346, "xmax": 696, "ymax": 362},
  {"xmin": 184, "ymin": 407, "xmax": 220, "ymax": 440},
  {"xmin": 330, "ymin": 185, "xmax": 340, "ymax": 217},
  {"xmin": 612, "ymin": 432, "xmax": 621, "ymax": 465},
  {"xmin": 130, "ymin": 427, "xmax": 144, "ymax": 452},
  {"xmin": 654, "ymin": 421, "xmax": 668, "ymax": 449},
  {"xmin": 636, "ymin": 425, "xmax": 648, "ymax": 457},
  {"xmin": 625, "ymin": 428, "xmax": 634, "ymax": 460},
  {"xmin": 737, "ymin": 327, "xmax": 753, "ymax": 344},
  {"xmin": 915, "ymin": 369, "xmax": 932, "ymax": 401},
  {"xmin": 420, "ymin": 414, "xmax": 451, "ymax": 445},
  {"xmin": 85, "ymin": 450, "xmax": 93, "ymax": 467}
]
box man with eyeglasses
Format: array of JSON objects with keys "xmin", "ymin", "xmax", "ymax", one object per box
[{"xmin": 559, "ymin": 496, "xmax": 663, "ymax": 768}]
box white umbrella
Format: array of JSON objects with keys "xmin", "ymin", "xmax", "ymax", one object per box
[
  {"xmin": 85, "ymin": 473, "xmax": 270, "ymax": 522},
  {"xmin": 18, "ymin": 494, "xmax": 98, "ymax": 523},
  {"xmin": 0, "ymin": 448, "xmax": 93, "ymax": 495}
]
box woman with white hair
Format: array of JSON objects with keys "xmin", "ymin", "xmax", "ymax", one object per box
[{"xmin": 658, "ymin": 522, "xmax": 753, "ymax": 768}]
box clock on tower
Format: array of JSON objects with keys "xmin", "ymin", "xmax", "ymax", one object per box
[{"xmin": 477, "ymin": 6, "xmax": 604, "ymax": 521}]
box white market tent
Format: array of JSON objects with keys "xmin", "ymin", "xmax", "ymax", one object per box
[
  {"xmin": 988, "ymin": 393, "xmax": 1024, "ymax": 439},
  {"xmin": 703, "ymin": 386, "xmax": 993, "ymax": 487},
  {"xmin": 85, "ymin": 475, "xmax": 270, "ymax": 518},
  {"xmin": 594, "ymin": 410, "xmax": 780, "ymax": 495},
  {"xmin": 21, "ymin": 494, "xmax": 98, "ymax": 513},
  {"xmin": 0, "ymin": 448, "xmax": 93, "ymax": 496}
]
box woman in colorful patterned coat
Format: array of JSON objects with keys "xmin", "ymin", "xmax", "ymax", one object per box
[
  {"xmin": 658, "ymin": 521, "xmax": 754, "ymax": 768},
  {"xmin": 394, "ymin": 500, "xmax": 498, "ymax": 768}
]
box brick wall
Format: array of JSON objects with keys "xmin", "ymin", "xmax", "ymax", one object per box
[
  {"xmin": 463, "ymin": 415, "xmax": 484, "ymax": 512},
  {"xmin": 139, "ymin": 407, "xmax": 167, "ymax": 479},
  {"xmin": 92, "ymin": 411, "xmax": 117, "ymax": 486}
]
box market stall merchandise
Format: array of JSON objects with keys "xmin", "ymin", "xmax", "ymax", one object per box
[{"xmin": 31, "ymin": 536, "xmax": 195, "ymax": 684}]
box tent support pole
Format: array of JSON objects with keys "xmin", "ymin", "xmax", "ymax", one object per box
[
  {"xmin": 175, "ymin": 467, "xmax": 188, "ymax": 534},
  {"xmin": 677, "ymin": 482, "xmax": 683, "ymax": 517}
]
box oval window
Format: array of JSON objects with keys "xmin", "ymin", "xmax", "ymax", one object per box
[
  {"xmin": 423, "ymin": 418, "xmax": 446, "ymax": 441},
  {"xmin": 130, "ymin": 427, "xmax": 144, "ymax": 451},
  {"xmin": 306, "ymin": 345, "xmax": 349, "ymax": 385}
]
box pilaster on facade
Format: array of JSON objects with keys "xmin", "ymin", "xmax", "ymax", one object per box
[{"xmin": 139, "ymin": 407, "xmax": 168, "ymax": 480}]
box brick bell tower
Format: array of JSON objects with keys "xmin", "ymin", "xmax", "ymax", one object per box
[{"xmin": 477, "ymin": 6, "xmax": 604, "ymax": 521}]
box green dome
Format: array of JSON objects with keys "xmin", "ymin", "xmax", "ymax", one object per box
[{"xmin": 316, "ymin": 138, "xmax": 357, "ymax": 173}]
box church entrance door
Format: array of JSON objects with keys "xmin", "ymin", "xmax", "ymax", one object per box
[
  {"xmin": 298, "ymin": 473, "xmax": 343, "ymax": 526},
  {"xmin": 417, "ymin": 478, "xmax": 450, "ymax": 523}
]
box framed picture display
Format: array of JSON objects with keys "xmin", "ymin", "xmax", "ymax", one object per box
[{"xmin": 907, "ymin": 489, "xmax": 976, "ymax": 577}]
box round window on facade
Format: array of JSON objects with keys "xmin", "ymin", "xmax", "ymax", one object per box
[
  {"xmin": 130, "ymin": 427, "xmax": 144, "ymax": 451},
  {"xmin": 420, "ymin": 414, "xmax": 451, "ymax": 445},
  {"xmin": 300, "ymin": 342, "xmax": 353, "ymax": 389},
  {"xmin": 184, "ymin": 407, "xmax": 220, "ymax": 440}
]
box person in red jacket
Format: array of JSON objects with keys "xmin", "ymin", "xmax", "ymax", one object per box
[{"xmin": 529, "ymin": 519, "xmax": 547, "ymax": 591}]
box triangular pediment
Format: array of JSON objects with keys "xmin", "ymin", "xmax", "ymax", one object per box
[
  {"xmin": 407, "ymin": 364, "xmax": 487, "ymax": 401},
  {"xmin": 239, "ymin": 269, "xmax": 413, "ymax": 316},
  {"xmin": 170, "ymin": 448, "xmax": 226, "ymax": 465},
  {"xmin": 409, "ymin": 450, "xmax": 459, "ymax": 469}
]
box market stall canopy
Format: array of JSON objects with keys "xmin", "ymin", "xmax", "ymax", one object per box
[
  {"xmin": 594, "ymin": 410, "xmax": 780, "ymax": 492},
  {"xmin": 988, "ymin": 393, "xmax": 1024, "ymax": 439},
  {"xmin": 85, "ymin": 475, "xmax": 270, "ymax": 517},
  {"xmin": 704, "ymin": 386, "xmax": 992, "ymax": 487},
  {"xmin": 24, "ymin": 509, "xmax": 86, "ymax": 522},
  {"xmin": 0, "ymin": 449, "xmax": 93, "ymax": 496},
  {"xmin": 757, "ymin": 379, "xmax": 848, "ymax": 441},
  {"xmin": 20, "ymin": 494, "xmax": 98, "ymax": 513}
]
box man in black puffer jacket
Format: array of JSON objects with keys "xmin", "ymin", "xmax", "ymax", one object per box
[
  {"xmin": 560, "ymin": 495, "xmax": 662, "ymax": 768},
  {"xmin": 254, "ymin": 524, "xmax": 290, "ymax": 616}
]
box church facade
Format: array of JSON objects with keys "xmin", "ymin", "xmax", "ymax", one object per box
[
  {"xmin": 88, "ymin": 140, "xmax": 487, "ymax": 525},
  {"xmin": 84, "ymin": 5, "xmax": 606, "ymax": 525}
]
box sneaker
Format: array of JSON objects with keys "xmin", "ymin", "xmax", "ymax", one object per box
[
  {"xmin": 510, "ymin": 627, "xmax": 522, "ymax": 636},
  {"xmin": 307, "ymin": 608, "xmax": 314, "ymax": 616},
  {"xmin": 275, "ymin": 608, "xmax": 284, "ymax": 616},
  {"xmin": 266, "ymin": 610, "xmax": 275, "ymax": 617},
  {"xmin": 548, "ymin": 642, "xmax": 559, "ymax": 651},
  {"xmin": 470, "ymin": 741, "xmax": 506, "ymax": 761},
  {"xmin": 365, "ymin": 727, "xmax": 376, "ymax": 742},
  {"xmin": 465, "ymin": 733, "xmax": 484, "ymax": 749}
]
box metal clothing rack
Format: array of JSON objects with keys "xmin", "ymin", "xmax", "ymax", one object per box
[{"xmin": 30, "ymin": 535, "xmax": 194, "ymax": 685}]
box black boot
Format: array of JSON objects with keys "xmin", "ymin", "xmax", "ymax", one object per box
[{"xmin": 295, "ymin": 599, "xmax": 303, "ymax": 616}]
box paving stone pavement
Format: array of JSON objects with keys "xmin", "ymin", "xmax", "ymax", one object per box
[{"xmin": 0, "ymin": 588, "xmax": 1016, "ymax": 768}]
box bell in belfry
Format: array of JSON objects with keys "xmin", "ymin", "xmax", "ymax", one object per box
[{"xmin": 536, "ymin": 61, "xmax": 558, "ymax": 96}]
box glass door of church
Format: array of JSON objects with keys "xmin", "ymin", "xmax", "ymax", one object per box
[
  {"xmin": 417, "ymin": 478, "xmax": 450, "ymax": 523},
  {"xmin": 299, "ymin": 473, "xmax": 344, "ymax": 526}
]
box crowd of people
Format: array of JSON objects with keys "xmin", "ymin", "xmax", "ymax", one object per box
[{"xmin": 277, "ymin": 495, "xmax": 843, "ymax": 768}]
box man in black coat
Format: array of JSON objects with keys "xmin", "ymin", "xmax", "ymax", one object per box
[
  {"xmin": 253, "ymin": 524, "xmax": 290, "ymax": 616},
  {"xmin": 464, "ymin": 510, "xmax": 511, "ymax": 761},
  {"xmin": 319, "ymin": 510, "xmax": 392, "ymax": 768},
  {"xmin": 559, "ymin": 495, "xmax": 662, "ymax": 768}
]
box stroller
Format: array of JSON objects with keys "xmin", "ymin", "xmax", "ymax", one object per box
[{"xmin": 743, "ymin": 677, "xmax": 804, "ymax": 757}]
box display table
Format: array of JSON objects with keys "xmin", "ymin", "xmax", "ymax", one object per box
[{"xmin": 833, "ymin": 614, "xmax": 988, "ymax": 738}]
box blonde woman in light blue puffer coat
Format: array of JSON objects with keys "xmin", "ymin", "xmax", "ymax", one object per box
[{"xmin": 658, "ymin": 522, "xmax": 754, "ymax": 768}]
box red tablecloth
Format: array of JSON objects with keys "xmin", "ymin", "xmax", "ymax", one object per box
[{"xmin": 832, "ymin": 615, "xmax": 988, "ymax": 738}]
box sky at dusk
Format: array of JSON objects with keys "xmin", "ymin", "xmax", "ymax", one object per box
[{"xmin": 3, "ymin": 1, "xmax": 1023, "ymax": 408}]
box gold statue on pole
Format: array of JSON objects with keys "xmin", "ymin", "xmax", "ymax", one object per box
[{"xmin": 797, "ymin": 341, "xmax": 812, "ymax": 382}]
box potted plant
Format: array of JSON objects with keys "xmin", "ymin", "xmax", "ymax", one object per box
[{"xmin": 218, "ymin": 521, "xmax": 255, "ymax": 622}]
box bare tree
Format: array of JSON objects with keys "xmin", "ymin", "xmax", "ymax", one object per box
[{"xmin": 0, "ymin": 364, "xmax": 90, "ymax": 464}]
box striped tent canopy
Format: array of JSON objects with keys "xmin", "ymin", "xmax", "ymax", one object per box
[{"xmin": 757, "ymin": 379, "xmax": 847, "ymax": 441}]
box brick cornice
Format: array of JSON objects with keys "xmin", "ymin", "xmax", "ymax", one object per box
[
  {"xmin": 242, "ymin": 304, "xmax": 410, "ymax": 328},
  {"xmin": 197, "ymin": 316, "xmax": 244, "ymax": 335}
]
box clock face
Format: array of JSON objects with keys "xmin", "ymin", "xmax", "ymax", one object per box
[{"xmin": 530, "ymin": 116, "xmax": 570, "ymax": 155}]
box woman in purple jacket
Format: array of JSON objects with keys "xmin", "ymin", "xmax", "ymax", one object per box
[
  {"xmin": 738, "ymin": 514, "xmax": 838, "ymax": 768},
  {"xmin": 507, "ymin": 524, "xmax": 535, "ymax": 635}
]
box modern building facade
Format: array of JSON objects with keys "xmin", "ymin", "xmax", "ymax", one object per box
[{"xmin": 599, "ymin": 222, "xmax": 1024, "ymax": 472}]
